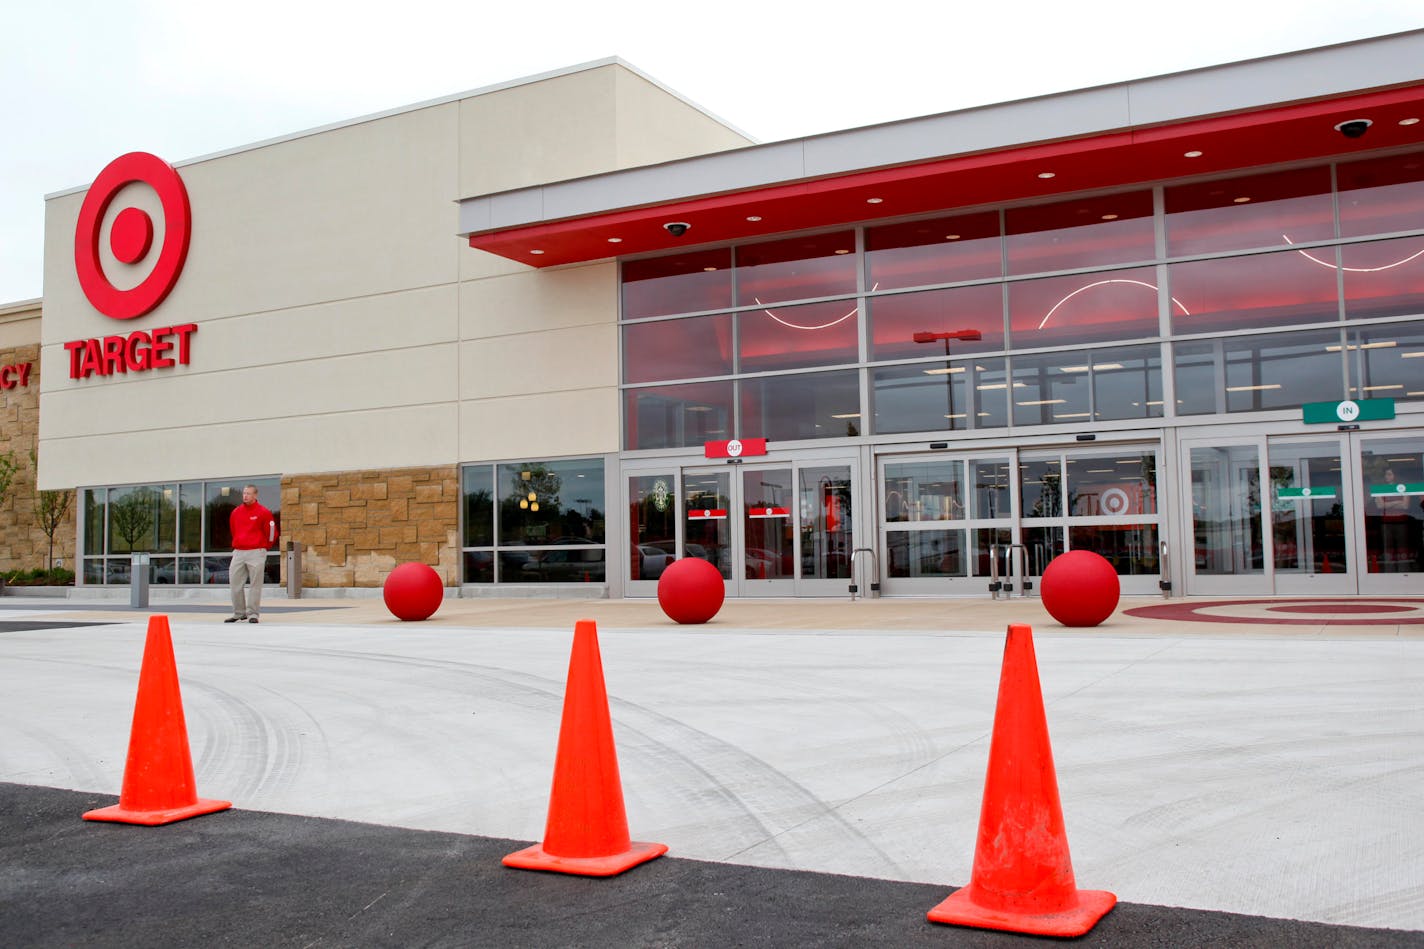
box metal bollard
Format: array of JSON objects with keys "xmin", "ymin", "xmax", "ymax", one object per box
[
  {"xmin": 129, "ymin": 553, "xmax": 150, "ymax": 608},
  {"xmin": 285, "ymin": 541, "xmax": 303, "ymax": 599}
]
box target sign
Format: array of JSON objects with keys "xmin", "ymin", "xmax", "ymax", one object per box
[
  {"xmin": 1099, "ymin": 487, "xmax": 1132, "ymax": 516},
  {"xmin": 74, "ymin": 152, "xmax": 191, "ymax": 320}
]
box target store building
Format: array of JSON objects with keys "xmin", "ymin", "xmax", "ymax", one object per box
[{"xmin": 31, "ymin": 33, "xmax": 1424, "ymax": 599}]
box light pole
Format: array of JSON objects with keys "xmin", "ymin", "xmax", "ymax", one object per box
[{"xmin": 913, "ymin": 329, "xmax": 983, "ymax": 427}]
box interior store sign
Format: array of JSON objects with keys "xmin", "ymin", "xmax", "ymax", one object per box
[
  {"xmin": 65, "ymin": 152, "xmax": 197, "ymax": 381},
  {"xmin": 1302, "ymin": 398, "xmax": 1395, "ymax": 424}
]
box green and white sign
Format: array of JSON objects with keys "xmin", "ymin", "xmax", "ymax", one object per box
[
  {"xmin": 1369, "ymin": 482, "xmax": 1424, "ymax": 497},
  {"xmin": 1277, "ymin": 486, "xmax": 1337, "ymax": 500},
  {"xmin": 1302, "ymin": 398, "xmax": 1395, "ymax": 424}
]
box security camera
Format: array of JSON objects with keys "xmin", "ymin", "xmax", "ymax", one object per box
[
  {"xmin": 663, "ymin": 222, "xmax": 690, "ymax": 237},
  {"xmin": 1334, "ymin": 119, "xmax": 1372, "ymax": 139}
]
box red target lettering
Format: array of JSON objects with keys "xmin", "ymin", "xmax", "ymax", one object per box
[{"xmin": 74, "ymin": 152, "xmax": 191, "ymax": 320}]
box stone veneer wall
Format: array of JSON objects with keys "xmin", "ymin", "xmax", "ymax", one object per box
[
  {"xmin": 280, "ymin": 465, "xmax": 460, "ymax": 588},
  {"xmin": 0, "ymin": 343, "xmax": 77, "ymax": 573}
]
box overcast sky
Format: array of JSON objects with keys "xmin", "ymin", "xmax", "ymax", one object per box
[{"xmin": 3, "ymin": 1, "xmax": 1422, "ymax": 303}]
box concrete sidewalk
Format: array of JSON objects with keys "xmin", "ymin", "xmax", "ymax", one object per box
[{"xmin": 2, "ymin": 594, "xmax": 1422, "ymax": 938}]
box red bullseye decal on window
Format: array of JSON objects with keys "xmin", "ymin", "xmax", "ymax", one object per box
[{"xmin": 74, "ymin": 152, "xmax": 191, "ymax": 320}]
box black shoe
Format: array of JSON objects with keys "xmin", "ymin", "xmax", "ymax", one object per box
[
  {"xmin": 224, "ymin": 616, "xmax": 244, "ymax": 623},
  {"xmin": 248, "ymin": 616, "xmax": 259, "ymax": 624}
]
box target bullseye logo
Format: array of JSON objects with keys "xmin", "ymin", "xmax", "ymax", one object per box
[
  {"xmin": 74, "ymin": 152, "xmax": 191, "ymax": 320},
  {"xmin": 1100, "ymin": 487, "xmax": 1131, "ymax": 516}
]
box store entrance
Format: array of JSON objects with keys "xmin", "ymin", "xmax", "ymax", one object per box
[
  {"xmin": 1183, "ymin": 429, "xmax": 1423, "ymax": 595},
  {"xmin": 626, "ymin": 458, "xmax": 855, "ymax": 597}
]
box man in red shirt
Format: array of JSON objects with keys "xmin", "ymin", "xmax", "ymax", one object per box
[{"xmin": 226, "ymin": 484, "xmax": 277, "ymax": 624}]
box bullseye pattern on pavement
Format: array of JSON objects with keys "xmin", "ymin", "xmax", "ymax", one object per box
[{"xmin": 1124, "ymin": 599, "xmax": 1424, "ymax": 625}]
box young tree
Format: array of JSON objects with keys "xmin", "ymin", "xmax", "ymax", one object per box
[
  {"xmin": 31, "ymin": 452, "xmax": 73, "ymax": 571},
  {"xmin": 0, "ymin": 450, "xmax": 17, "ymax": 512}
]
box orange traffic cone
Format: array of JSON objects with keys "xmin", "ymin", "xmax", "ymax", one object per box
[
  {"xmin": 503, "ymin": 619, "xmax": 667, "ymax": 876},
  {"xmin": 928, "ymin": 624, "xmax": 1115, "ymax": 936},
  {"xmin": 83, "ymin": 616, "xmax": 231, "ymax": 826}
]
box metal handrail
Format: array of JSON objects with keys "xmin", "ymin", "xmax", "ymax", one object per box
[
  {"xmin": 848, "ymin": 547, "xmax": 880, "ymax": 601},
  {"xmin": 1159, "ymin": 539, "xmax": 1172, "ymax": 598}
]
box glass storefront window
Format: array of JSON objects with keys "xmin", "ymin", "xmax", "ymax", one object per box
[
  {"xmin": 1019, "ymin": 458, "xmax": 1063, "ymax": 519},
  {"xmin": 1360, "ymin": 436, "xmax": 1424, "ymax": 574},
  {"xmin": 1093, "ymin": 346, "xmax": 1165, "ymax": 421},
  {"xmin": 462, "ymin": 466, "xmax": 494, "ymax": 548},
  {"xmin": 871, "ymin": 358, "xmax": 1009, "ymax": 434},
  {"xmin": 106, "ymin": 484, "xmax": 176, "ymax": 554},
  {"xmin": 741, "ymin": 369, "xmax": 860, "ymax": 442},
  {"xmin": 1338, "ymin": 151, "xmax": 1424, "ymax": 239},
  {"xmin": 1013, "ymin": 346, "xmax": 1165, "ymax": 427},
  {"xmin": 799, "ymin": 465, "xmax": 852, "ymax": 580},
  {"xmin": 629, "ymin": 474, "xmax": 677, "ymax": 581},
  {"xmin": 1165, "ymin": 166, "xmax": 1334, "ymax": 256},
  {"xmin": 1191, "ymin": 444, "xmax": 1264, "ymax": 575},
  {"xmin": 1066, "ymin": 453, "xmax": 1158, "ymax": 516},
  {"xmin": 1342, "ymin": 237, "xmax": 1424, "ymax": 321},
  {"xmin": 886, "ymin": 529, "xmax": 968, "ymax": 578},
  {"xmin": 867, "ymin": 284, "xmax": 1005, "ymax": 361},
  {"xmin": 83, "ymin": 489, "xmax": 106, "ymax": 556},
  {"xmin": 1174, "ymin": 330, "xmax": 1346, "ymax": 416},
  {"xmin": 497, "ymin": 459, "xmax": 605, "ymax": 547},
  {"xmin": 739, "ymin": 299, "xmax": 859, "ymax": 373},
  {"xmin": 1345, "ymin": 320, "xmax": 1424, "ymax": 402},
  {"xmin": 1009, "ymin": 266, "xmax": 1161, "ymax": 348},
  {"xmin": 1168, "ymin": 248, "xmax": 1341, "ymax": 335},
  {"xmin": 178, "ymin": 483, "xmax": 203, "ymax": 553},
  {"xmin": 1006, "ymin": 191, "xmax": 1155, "ymax": 275},
  {"xmin": 621, "ymin": 249, "xmax": 732, "ymax": 320},
  {"xmin": 1269, "ymin": 441, "xmax": 1347, "ymax": 575},
  {"xmin": 864, "ymin": 211, "xmax": 1002, "ymax": 291},
  {"xmin": 735, "ymin": 232, "xmax": 857, "ymax": 307},
  {"xmin": 684, "ymin": 471, "xmax": 732, "ymax": 580},
  {"xmin": 624, "ymin": 380, "xmax": 733, "ymax": 451},
  {"xmin": 622, "ymin": 314, "xmax": 734, "ymax": 383},
  {"xmin": 883, "ymin": 460, "xmax": 966, "ymax": 523},
  {"xmin": 1068, "ymin": 524, "xmax": 1160, "ymax": 575},
  {"xmin": 968, "ymin": 459, "xmax": 1012, "ymax": 519}
]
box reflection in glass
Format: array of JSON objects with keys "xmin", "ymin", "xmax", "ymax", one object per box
[
  {"xmin": 106, "ymin": 485, "xmax": 175, "ymax": 554},
  {"xmin": 1360, "ymin": 437, "xmax": 1424, "ymax": 574},
  {"xmin": 1009, "ymin": 267, "xmax": 1160, "ymax": 349},
  {"xmin": 1005, "ymin": 192, "xmax": 1155, "ymax": 275},
  {"xmin": 865, "ymin": 211, "xmax": 1002, "ymax": 291},
  {"xmin": 744, "ymin": 469, "xmax": 794, "ymax": 581},
  {"xmin": 1020, "ymin": 459, "xmax": 1063, "ymax": 519},
  {"xmin": 179, "ymin": 483, "xmax": 203, "ymax": 553},
  {"xmin": 623, "ymin": 314, "xmax": 734, "ymax": 383},
  {"xmin": 741, "ymin": 370, "xmax": 859, "ymax": 442},
  {"xmin": 739, "ymin": 300, "xmax": 859, "ymax": 373},
  {"xmin": 515, "ymin": 548, "xmax": 606, "ymax": 583},
  {"xmin": 1069, "ymin": 524, "xmax": 1160, "ymax": 575},
  {"xmin": 1168, "ymin": 249, "xmax": 1340, "ymax": 335},
  {"xmin": 886, "ymin": 530, "xmax": 968, "ymax": 578},
  {"xmin": 871, "ymin": 359, "xmax": 1008, "ymax": 434},
  {"xmin": 684, "ymin": 471, "xmax": 731, "ymax": 580},
  {"xmin": 1165, "ymin": 166, "xmax": 1334, "ymax": 256},
  {"xmin": 463, "ymin": 551, "xmax": 494, "ymax": 583},
  {"xmin": 969, "ymin": 460, "xmax": 1012, "ymax": 520},
  {"xmin": 1174, "ymin": 330, "xmax": 1346, "ymax": 415},
  {"xmin": 1268, "ymin": 442, "xmax": 1347, "ymax": 575},
  {"xmin": 1337, "ymin": 151, "xmax": 1424, "ymax": 239},
  {"xmin": 1066, "ymin": 453, "xmax": 1157, "ymax": 516},
  {"xmin": 735, "ymin": 232, "xmax": 857, "ymax": 306},
  {"xmin": 1342, "ymin": 238, "xmax": 1424, "ymax": 321},
  {"xmin": 1345, "ymin": 320, "xmax": 1424, "ymax": 402},
  {"xmin": 462, "ymin": 465, "xmax": 494, "ymax": 548},
  {"xmin": 800, "ymin": 466, "xmax": 852, "ymax": 580},
  {"xmin": 497, "ymin": 459, "xmax": 605, "ymax": 547},
  {"xmin": 1021, "ymin": 525, "xmax": 1064, "ymax": 576},
  {"xmin": 868, "ymin": 285, "xmax": 1004, "ymax": 361},
  {"xmin": 1012, "ymin": 347, "xmax": 1167, "ymax": 426},
  {"xmin": 629, "ymin": 474, "xmax": 677, "ymax": 581},
  {"xmin": 883, "ymin": 460, "xmax": 966, "ymax": 523},
  {"xmin": 84, "ymin": 489, "xmax": 106, "ymax": 556},
  {"xmin": 621, "ymin": 250, "xmax": 732, "ymax": 320},
  {"xmin": 1191, "ymin": 445, "xmax": 1263, "ymax": 574},
  {"xmin": 624, "ymin": 381, "xmax": 733, "ymax": 451}
]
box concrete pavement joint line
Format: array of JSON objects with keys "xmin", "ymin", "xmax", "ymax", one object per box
[{"xmin": 1048, "ymin": 637, "xmax": 1187, "ymax": 706}]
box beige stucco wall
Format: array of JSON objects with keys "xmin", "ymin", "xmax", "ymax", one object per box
[{"xmin": 39, "ymin": 61, "xmax": 752, "ymax": 496}]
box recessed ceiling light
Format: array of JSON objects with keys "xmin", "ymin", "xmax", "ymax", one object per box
[
  {"xmin": 945, "ymin": 234, "xmax": 961, "ymax": 240},
  {"xmin": 607, "ymin": 237, "xmax": 622, "ymax": 243},
  {"xmin": 1037, "ymin": 172, "xmax": 1056, "ymax": 179},
  {"xmin": 1101, "ymin": 214, "xmax": 1119, "ymax": 221},
  {"xmin": 866, "ymin": 197, "xmax": 884, "ymax": 204},
  {"xmin": 834, "ymin": 249, "xmax": 851, "ymax": 254},
  {"xmin": 529, "ymin": 249, "xmax": 545, "ymax": 255},
  {"xmin": 703, "ymin": 267, "xmax": 718, "ymax": 272},
  {"xmin": 746, "ymin": 215, "xmax": 762, "ymax": 222},
  {"xmin": 1399, "ymin": 118, "xmax": 1420, "ymax": 126},
  {"xmin": 1233, "ymin": 196, "xmax": 1251, "ymax": 204},
  {"xmin": 1184, "ymin": 150, "xmax": 1203, "ymax": 158}
]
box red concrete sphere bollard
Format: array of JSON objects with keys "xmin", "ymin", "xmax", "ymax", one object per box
[
  {"xmin": 657, "ymin": 557, "xmax": 725, "ymax": 624},
  {"xmin": 1040, "ymin": 550, "xmax": 1120, "ymax": 627},
  {"xmin": 383, "ymin": 562, "xmax": 445, "ymax": 621}
]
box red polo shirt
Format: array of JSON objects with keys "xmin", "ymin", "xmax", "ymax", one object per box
[{"xmin": 230, "ymin": 501, "xmax": 276, "ymax": 551}]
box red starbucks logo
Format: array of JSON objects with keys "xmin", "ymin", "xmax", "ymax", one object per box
[{"xmin": 74, "ymin": 152, "xmax": 191, "ymax": 320}]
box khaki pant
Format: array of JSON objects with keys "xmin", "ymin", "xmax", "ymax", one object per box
[{"xmin": 230, "ymin": 548, "xmax": 269, "ymax": 618}]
